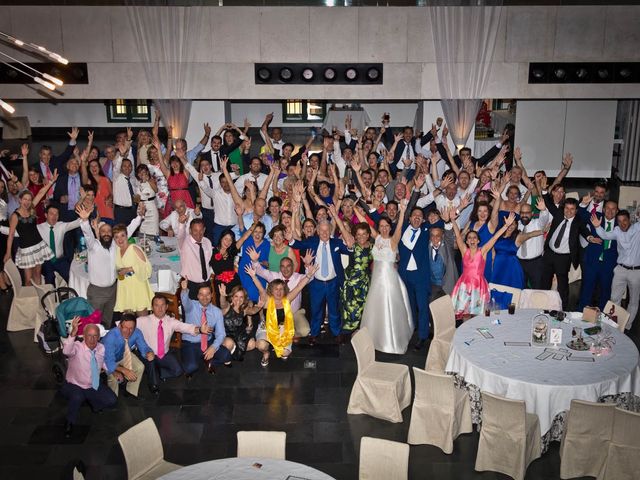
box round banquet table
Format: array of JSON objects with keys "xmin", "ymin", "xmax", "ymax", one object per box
[
  {"xmin": 158, "ymin": 457, "xmax": 336, "ymax": 480},
  {"xmin": 69, "ymin": 236, "xmax": 182, "ymax": 298},
  {"xmin": 445, "ymin": 309, "xmax": 640, "ymax": 450}
]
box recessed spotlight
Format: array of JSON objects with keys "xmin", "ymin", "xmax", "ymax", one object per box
[
  {"xmin": 279, "ymin": 67, "xmax": 293, "ymax": 82},
  {"xmin": 345, "ymin": 67, "xmax": 358, "ymax": 81},
  {"xmin": 323, "ymin": 67, "xmax": 336, "ymax": 81},
  {"xmin": 619, "ymin": 68, "xmax": 632, "ymax": 79},
  {"xmin": 531, "ymin": 68, "xmax": 545, "ymax": 80},
  {"xmin": 257, "ymin": 67, "xmax": 271, "ymax": 82},
  {"xmin": 553, "ymin": 68, "xmax": 566, "ymax": 80},
  {"xmin": 597, "ymin": 68, "xmax": 609, "ymax": 80},
  {"xmin": 366, "ymin": 67, "xmax": 380, "ymax": 81},
  {"xmin": 302, "ymin": 68, "xmax": 314, "ymax": 82},
  {"xmin": 575, "ymin": 67, "xmax": 589, "ymax": 80}
]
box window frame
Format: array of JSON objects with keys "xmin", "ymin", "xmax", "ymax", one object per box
[
  {"xmin": 105, "ymin": 99, "xmax": 152, "ymax": 123},
  {"xmin": 282, "ymin": 100, "xmax": 326, "ymax": 123}
]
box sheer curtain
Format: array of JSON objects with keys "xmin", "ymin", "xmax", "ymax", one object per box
[
  {"xmin": 125, "ymin": 1, "xmax": 207, "ymax": 139},
  {"xmin": 430, "ymin": 3, "xmax": 503, "ymax": 148}
]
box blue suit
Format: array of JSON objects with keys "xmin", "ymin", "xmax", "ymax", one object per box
[
  {"xmin": 398, "ymin": 224, "xmax": 432, "ymax": 341},
  {"xmin": 578, "ymin": 209, "xmax": 617, "ymax": 310},
  {"xmin": 290, "ymin": 236, "xmax": 350, "ymax": 337}
]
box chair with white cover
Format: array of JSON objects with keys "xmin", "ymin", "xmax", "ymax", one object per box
[
  {"xmin": 407, "ymin": 367, "xmax": 472, "ymax": 453},
  {"xmin": 359, "ymin": 436, "xmax": 409, "ymax": 480},
  {"xmin": 518, "ymin": 289, "xmax": 562, "ymax": 310},
  {"xmin": 603, "ymin": 301, "xmax": 631, "ymax": 332},
  {"xmin": 4, "ymin": 260, "xmax": 51, "ymax": 334},
  {"xmin": 348, "ymin": 327, "xmax": 411, "ymax": 423},
  {"xmin": 488, "ymin": 283, "xmax": 522, "ymax": 308},
  {"xmin": 31, "ymin": 280, "xmax": 56, "ymax": 342},
  {"xmin": 475, "ymin": 391, "xmax": 541, "ymax": 480},
  {"xmin": 236, "ymin": 431, "xmax": 286, "ymax": 459},
  {"xmin": 598, "ymin": 408, "xmax": 640, "ymax": 480},
  {"xmin": 54, "ymin": 270, "xmax": 68, "ymax": 288},
  {"xmin": 425, "ymin": 295, "xmax": 456, "ymax": 372},
  {"xmin": 565, "ymin": 191, "xmax": 580, "ymax": 200},
  {"xmin": 559, "ymin": 399, "xmax": 615, "ymax": 479},
  {"xmin": 117, "ymin": 418, "xmax": 181, "ymax": 480}
]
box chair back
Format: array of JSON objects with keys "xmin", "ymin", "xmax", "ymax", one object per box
[
  {"xmin": 3, "ymin": 259, "xmax": 23, "ymax": 295},
  {"xmin": 429, "ymin": 295, "xmax": 456, "ymax": 343},
  {"xmin": 236, "ymin": 431, "xmax": 286, "ymax": 459},
  {"xmin": 488, "ymin": 283, "xmax": 521, "ymax": 308},
  {"xmin": 359, "ymin": 436, "xmax": 409, "ymax": 480},
  {"xmin": 481, "ymin": 391, "xmax": 526, "ymax": 436},
  {"xmin": 519, "ymin": 289, "xmax": 561, "ymax": 310},
  {"xmin": 54, "ymin": 271, "xmax": 68, "ymax": 288},
  {"xmin": 565, "ymin": 399, "xmax": 615, "ymax": 439},
  {"xmin": 32, "ymin": 281, "xmax": 55, "ymax": 314},
  {"xmin": 565, "ymin": 191, "xmax": 580, "ymax": 200},
  {"xmin": 611, "ymin": 407, "xmax": 640, "ymax": 448},
  {"xmin": 351, "ymin": 327, "xmax": 375, "ymax": 374},
  {"xmin": 604, "ymin": 301, "xmax": 631, "ymax": 332},
  {"xmin": 413, "ymin": 367, "xmax": 454, "ymax": 406},
  {"xmin": 118, "ymin": 418, "xmax": 164, "ymax": 480}
]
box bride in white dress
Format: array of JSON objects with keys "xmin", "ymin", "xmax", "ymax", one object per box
[{"xmin": 360, "ymin": 200, "xmax": 413, "ymax": 354}]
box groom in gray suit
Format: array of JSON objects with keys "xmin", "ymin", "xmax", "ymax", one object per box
[{"xmin": 429, "ymin": 226, "xmax": 459, "ymax": 300}]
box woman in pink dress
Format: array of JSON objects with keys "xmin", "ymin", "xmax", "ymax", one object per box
[
  {"xmin": 164, "ymin": 156, "xmax": 194, "ymax": 217},
  {"xmin": 447, "ymin": 207, "xmax": 516, "ymax": 319}
]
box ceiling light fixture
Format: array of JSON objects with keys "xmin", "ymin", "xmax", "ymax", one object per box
[{"xmin": 0, "ymin": 99, "xmax": 15, "ymax": 114}]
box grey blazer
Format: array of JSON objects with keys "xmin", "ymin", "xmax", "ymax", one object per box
[{"xmin": 429, "ymin": 228, "xmax": 459, "ymax": 295}]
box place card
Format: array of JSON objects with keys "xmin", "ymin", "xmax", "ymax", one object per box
[
  {"xmin": 566, "ymin": 355, "xmax": 595, "ymax": 362},
  {"xmin": 504, "ymin": 341, "xmax": 531, "ymax": 347},
  {"xmin": 550, "ymin": 328, "xmax": 563, "ymax": 346}
]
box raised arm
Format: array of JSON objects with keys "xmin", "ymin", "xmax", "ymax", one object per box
[
  {"xmin": 447, "ymin": 207, "xmax": 467, "ymax": 255},
  {"xmin": 220, "ymin": 156, "xmax": 244, "ymax": 208},
  {"xmin": 482, "ymin": 211, "xmax": 516, "ymax": 256},
  {"xmin": 550, "ymin": 153, "xmax": 573, "ymax": 190},
  {"xmin": 515, "ymin": 229, "xmax": 543, "ymax": 247},
  {"xmin": 20, "ymin": 143, "xmax": 29, "ymax": 186},
  {"xmin": 33, "ymin": 169, "xmax": 59, "ymax": 207},
  {"xmin": 390, "ymin": 200, "xmax": 408, "ymax": 251},
  {"xmin": 287, "ymin": 264, "xmax": 319, "ymax": 301}
]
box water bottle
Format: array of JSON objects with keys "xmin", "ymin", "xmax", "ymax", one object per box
[{"xmin": 79, "ymin": 236, "xmax": 86, "ymax": 252}]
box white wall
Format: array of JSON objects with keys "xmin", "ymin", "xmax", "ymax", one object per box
[
  {"xmin": 1, "ymin": 5, "xmax": 640, "ymax": 100},
  {"xmin": 9, "ymin": 102, "xmax": 154, "ymax": 128},
  {"xmin": 184, "ymin": 101, "xmax": 226, "ymax": 153},
  {"xmin": 421, "ymin": 100, "xmax": 470, "ymax": 151}
]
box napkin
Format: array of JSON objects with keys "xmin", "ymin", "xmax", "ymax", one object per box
[{"xmin": 157, "ymin": 269, "xmax": 177, "ymax": 293}]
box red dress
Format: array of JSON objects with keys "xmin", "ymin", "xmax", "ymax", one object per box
[
  {"xmin": 27, "ymin": 183, "xmax": 46, "ymax": 223},
  {"xmin": 165, "ymin": 173, "xmax": 194, "ymax": 217},
  {"xmin": 451, "ymin": 249, "xmax": 490, "ymax": 318}
]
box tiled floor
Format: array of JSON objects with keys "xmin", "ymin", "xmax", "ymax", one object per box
[{"xmin": 0, "ymin": 290, "xmax": 637, "ymax": 480}]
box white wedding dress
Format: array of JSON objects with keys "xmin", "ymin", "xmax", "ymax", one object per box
[{"xmin": 360, "ymin": 236, "xmax": 414, "ymax": 354}]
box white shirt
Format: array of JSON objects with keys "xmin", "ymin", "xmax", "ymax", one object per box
[
  {"xmin": 517, "ymin": 209, "xmax": 550, "ymax": 260},
  {"xmin": 112, "ymin": 154, "xmax": 139, "ymax": 207},
  {"xmin": 136, "ymin": 314, "xmax": 197, "ymax": 355},
  {"xmin": 159, "ymin": 207, "xmax": 202, "ymax": 234},
  {"xmin": 185, "ymin": 163, "xmax": 216, "ymax": 210},
  {"xmin": 259, "ymin": 130, "xmax": 284, "ymax": 155},
  {"xmin": 401, "ymin": 226, "xmax": 421, "ymax": 271},
  {"xmin": 549, "ymin": 216, "xmax": 574, "ymax": 254},
  {"xmin": 395, "ymin": 141, "xmax": 415, "ymax": 171},
  {"xmin": 596, "ymin": 222, "xmax": 640, "ymax": 267},
  {"xmin": 197, "ymin": 172, "xmax": 237, "ymax": 226},
  {"xmin": 80, "ymin": 217, "xmax": 142, "ymax": 287},
  {"xmin": 234, "ymin": 171, "xmax": 269, "ymax": 196},
  {"xmin": 37, "ymin": 219, "xmax": 82, "ymax": 260},
  {"xmin": 315, "ymin": 240, "xmax": 336, "ymax": 281}
]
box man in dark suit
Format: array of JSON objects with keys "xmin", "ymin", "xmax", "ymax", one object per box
[
  {"xmin": 429, "ymin": 226, "xmax": 458, "ymax": 300},
  {"xmin": 398, "ymin": 206, "xmax": 433, "ymax": 350},
  {"xmin": 290, "ymin": 221, "xmax": 351, "ymax": 345},
  {"xmin": 52, "ymin": 157, "xmax": 82, "ymax": 222},
  {"xmin": 577, "ymin": 200, "xmax": 618, "ymax": 310},
  {"xmin": 435, "ymin": 127, "xmax": 506, "ymax": 170},
  {"xmin": 542, "ymin": 197, "xmax": 597, "ymax": 310}
]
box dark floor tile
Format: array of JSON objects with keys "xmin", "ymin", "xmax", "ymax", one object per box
[
  {"xmin": 0, "ymin": 445, "xmax": 53, "ymax": 465},
  {"xmin": 232, "ymin": 403, "xmax": 289, "ymax": 424},
  {"xmin": 28, "ymin": 424, "xmax": 90, "ymax": 445},
  {"xmin": 286, "ymin": 404, "xmax": 348, "ymax": 423},
  {"xmin": 0, "ymin": 389, "xmax": 57, "ymax": 407},
  {"xmin": 287, "ymin": 441, "xmax": 343, "ymax": 464},
  {"xmin": 44, "ymin": 444, "xmax": 111, "ymax": 466},
  {"xmin": 0, "ymin": 425, "xmax": 35, "ymax": 445},
  {"xmin": 0, "ymin": 466, "xmax": 65, "ymax": 480},
  {"xmin": 314, "ymin": 386, "xmax": 350, "ymax": 405},
  {"xmin": 163, "ymin": 442, "xmax": 232, "ymax": 464},
  {"xmin": 313, "ymin": 421, "xmax": 350, "ymax": 442},
  {"xmin": 176, "ymin": 404, "xmax": 233, "ymax": 424},
  {"xmin": 155, "ymin": 422, "xmax": 204, "ymax": 444}
]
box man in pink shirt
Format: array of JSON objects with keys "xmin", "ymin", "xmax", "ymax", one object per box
[
  {"xmin": 250, "ymin": 249, "xmax": 313, "ymax": 339},
  {"xmin": 177, "ymin": 216, "xmax": 213, "ymax": 300},
  {"xmin": 60, "ymin": 318, "xmax": 116, "ymax": 438},
  {"xmin": 136, "ymin": 294, "xmax": 212, "ymax": 394}
]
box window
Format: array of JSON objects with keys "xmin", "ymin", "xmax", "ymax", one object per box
[
  {"xmin": 282, "ymin": 100, "xmax": 325, "ymax": 123},
  {"xmin": 106, "ymin": 99, "xmax": 151, "ymax": 123}
]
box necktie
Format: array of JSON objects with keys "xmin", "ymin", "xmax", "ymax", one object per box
[
  {"xmin": 44, "ymin": 163, "xmax": 52, "ymax": 183},
  {"xmin": 49, "ymin": 226, "xmax": 57, "ymax": 262},
  {"xmin": 600, "ymin": 220, "xmax": 612, "ymax": 260},
  {"xmin": 69, "ymin": 176, "xmax": 78, "ymax": 209},
  {"xmin": 207, "ymin": 175, "xmax": 213, "ymax": 188},
  {"xmin": 126, "ymin": 176, "xmax": 135, "ymax": 204},
  {"xmin": 321, "ymin": 242, "xmax": 329, "ymax": 278},
  {"xmin": 433, "ymin": 247, "xmax": 439, "ymax": 262},
  {"xmin": 90, "ymin": 349, "xmax": 100, "ymax": 391},
  {"xmin": 410, "ymin": 228, "xmax": 418, "ymax": 242},
  {"xmin": 591, "ymin": 202, "xmax": 599, "ymax": 215},
  {"xmin": 157, "ymin": 319, "xmax": 165, "ymax": 359},
  {"xmin": 197, "ymin": 242, "xmax": 207, "ymax": 281},
  {"xmin": 200, "ymin": 307, "xmax": 208, "ymax": 352},
  {"xmin": 122, "ymin": 341, "xmax": 132, "ymax": 370},
  {"xmin": 213, "ymin": 152, "xmax": 219, "ymax": 171},
  {"xmin": 553, "ymin": 219, "xmax": 567, "ymax": 249}
]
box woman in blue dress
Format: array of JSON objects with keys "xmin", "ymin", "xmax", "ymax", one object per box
[
  {"xmin": 237, "ymin": 221, "xmax": 270, "ymax": 302},
  {"xmin": 491, "ymin": 220, "xmax": 543, "ymax": 289}
]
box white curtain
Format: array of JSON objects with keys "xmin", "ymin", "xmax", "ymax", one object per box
[
  {"xmin": 430, "ymin": 4, "xmax": 503, "ymax": 148},
  {"xmin": 125, "ymin": 2, "xmax": 207, "ymax": 139}
]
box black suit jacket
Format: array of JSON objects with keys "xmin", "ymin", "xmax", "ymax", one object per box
[
  {"xmin": 435, "ymin": 142, "xmax": 501, "ymax": 169},
  {"xmin": 544, "ymin": 212, "xmax": 591, "ymax": 269}
]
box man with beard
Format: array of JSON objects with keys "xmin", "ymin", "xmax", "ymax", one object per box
[
  {"xmin": 76, "ymin": 203, "xmax": 144, "ymax": 328},
  {"xmin": 517, "ymin": 198, "xmax": 550, "ymax": 289}
]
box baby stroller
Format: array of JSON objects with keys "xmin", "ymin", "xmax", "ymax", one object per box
[{"xmin": 37, "ymin": 288, "xmax": 94, "ymax": 385}]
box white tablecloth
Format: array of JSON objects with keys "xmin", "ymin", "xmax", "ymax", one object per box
[
  {"xmin": 445, "ymin": 309, "xmax": 640, "ymax": 435},
  {"xmin": 158, "ymin": 457, "xmax": 336, "ymax": 480},
  {"xmin": 471, "ymin": 137, "xmax": 497, "ymax": 157},
  {"xmin": 69, "ymin": 236, "xmax": 182, "ymax": 298},
  {"xmin": 322, "ymin": 109, "xmax": 371, "ymax": 134}
]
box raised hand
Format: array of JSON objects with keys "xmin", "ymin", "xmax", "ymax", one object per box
[
  {"xmin": 126, "ymin": 127, "xmax": 133, "ymax": 141},
  {"xmin": 51, "ymin": 168, "xmax": 59, "ymax": 183},
  {"xmin": 536, "ymin": 196, "xmax": 547, "ymax": 211},
  {"xmin": 442, "ymin": 124, "xmax": 449, "ymax": 138},
  {"xmin": 75, "ymin": 203, "xmax": 91, "ymax": 220},
  {"xmin": 459, "ymin": 193, "xmax": 472, "ymax": 212},
  {"xmin": 180, "ymin": 276, "xmax": 188, "ymax": 290},
  {"xmin": 246, "ymin": 246, "xmax": 260, "ymax": 262},
  {"xmin": 302, "ymin": 249, "xmax": 315, "ymax": 266},
  {"xmin": 220, "ymin": 155, "xmax": 229, "ymax": 171},
  {"xmin": 514, "ymin": 146, "xmax": 522, "ymax": 163},
  {"xmin": 204, "ymin": 122, "xmax": 211, "ymax": 137},
  {"xmin": 20, "ymin": 143, "xmax": 29, "ymax": 158},
  {"xmin": 562, "ymin": 152, "xmax": 573, "ymax": 169},
  {"xmin": 87, "ymin": 130, "xmax": 94, "ymax": 144},
  {"xmin": 581, "ymin": 191, "xmax": 593, "ymax": 206},
  {"xmin": 413, "ymin": 173, "xmax": 426, "ymax": 190},
  {"xmin": 244, "ymin": 264, "xmax": 257, "ymax": 277},
  {"xmin": 218, "ymin": 283, "xmax": 227, "ymax": 298},
  {"xmin": 590, "ymin": 213, "xmax": 602, "ymax": 229},
  {"xmin": 504, "ymin": 211, "xmax": 516, "ymax": 227}
]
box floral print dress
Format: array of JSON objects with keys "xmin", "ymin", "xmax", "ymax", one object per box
[{"xmin": 341, "ymin": 243, "xmax": 373, "ymax": 332}]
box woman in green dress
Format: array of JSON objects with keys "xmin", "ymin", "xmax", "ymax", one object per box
[{"xmin": 329, "ymin": 205, "xmax": 373, "ymax": 334}]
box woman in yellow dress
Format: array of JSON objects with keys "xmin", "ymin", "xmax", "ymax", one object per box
[{"xmin": 113, "ymin": 224, "xmax": 154, "ymax": 316}]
